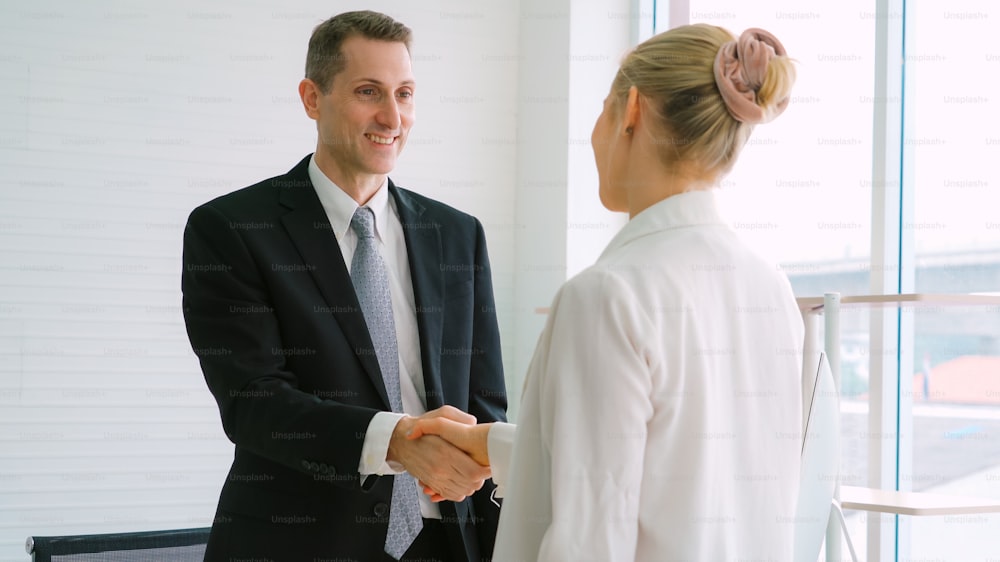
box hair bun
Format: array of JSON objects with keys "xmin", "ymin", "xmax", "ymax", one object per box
[{"xmin": 712, "ymin": 28, "xmax": 789, "ymax": 124}]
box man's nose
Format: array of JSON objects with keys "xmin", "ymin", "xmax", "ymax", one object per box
[{"xmin": 377, "ymin": 97, "xmax": 401, "ymax": 131}]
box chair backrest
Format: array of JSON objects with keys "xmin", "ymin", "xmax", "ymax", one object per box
[
  {"xmin": 793, "ymin": 351, "xmax": 840, "ymax": 562},
  {"xmin": 26, "ymin": 527, "xmax": 210, "ymax": 562}
]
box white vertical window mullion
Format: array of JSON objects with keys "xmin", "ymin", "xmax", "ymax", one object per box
[
  {"xmin": 651, "ymin": 0, "xmax": 687, "ymax": 35},
  {"xmin": 634, "ymin": 0, "xmax": 657, "ymax": 42},
  {"xmin": 868, "ymin": 0, "xmax": 908, "ymax": 560},
  {"xmin": 894, "ymin": 2, "xmax": 918, "ymax": 560}
]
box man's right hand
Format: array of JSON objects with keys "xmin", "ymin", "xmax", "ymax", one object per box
[{"xmin": 386, "ymin": 407, "xmax": 491, "ymax": 502}]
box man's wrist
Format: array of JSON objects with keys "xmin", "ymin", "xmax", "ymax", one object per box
[
  {"xmin": 386, "ymin": 414, "xmax": 415, "ymax": 465},
  {"xmin": 358, "ymin": 411, "xmax": 407, "ymax": 476}
]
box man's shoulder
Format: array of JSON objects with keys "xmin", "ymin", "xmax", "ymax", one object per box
[
  {"xmin": 390, "ymin": 181, "xmax": 477, "ymax": 226},
  {"xmin": 192, "ymin": 156, "xmax": 312, "ymax": 217},
  {"xmin": 198, "ymin": 176, "xmax": 281, "ymax": 210}
]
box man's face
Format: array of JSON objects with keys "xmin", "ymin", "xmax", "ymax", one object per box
[{"xmin": 306, "ymin": 36, "xmax": 415, "ymax": 186}]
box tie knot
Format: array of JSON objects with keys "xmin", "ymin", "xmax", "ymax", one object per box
[{"xmin": 351, "ymin": 207, "xmax": 376, "ymax": 239}]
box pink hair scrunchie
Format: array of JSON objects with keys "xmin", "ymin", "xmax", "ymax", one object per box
[{"xmin": 713, "ymin": 28, "xmax": 789, "ymax": 125}]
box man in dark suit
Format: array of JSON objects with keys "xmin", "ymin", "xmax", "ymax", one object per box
[{"xmin": 181, "ymin": 11, "xmax": 507, "ymax": 562}]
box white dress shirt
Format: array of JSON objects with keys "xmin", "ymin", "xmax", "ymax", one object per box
[
  {"xmin": 492, "ymin": 190, "xmax": 804, "ymax": 561},
  {"xmin": 308, "ymin": 156, "xmax": 440, "ymax": 519}
]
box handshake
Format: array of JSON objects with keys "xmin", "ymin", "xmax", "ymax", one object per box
[{"xmin": 386, "ymin": 406, "xmax": 495, "ymax": 503}]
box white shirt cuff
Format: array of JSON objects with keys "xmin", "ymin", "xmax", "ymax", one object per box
[
  {"xmin": 487, "ymin": 422, "xmax": 517, "ymax": 498},
  {"xmin": 358, "ymin": 411, "xmax": 407, "ymax": 476}
]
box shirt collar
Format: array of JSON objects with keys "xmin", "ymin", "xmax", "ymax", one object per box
[
  {"xmin": 599, "ymin": 189, "xmax": 728, "ymax": 259},
  {"xmin": 308, "ymin": 155, "xmax": 390, "ymax": 241}
]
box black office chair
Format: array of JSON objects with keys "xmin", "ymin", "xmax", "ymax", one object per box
[{"xmin": 26, "ymin": 527, "xmax": 210, "ymax": 562}]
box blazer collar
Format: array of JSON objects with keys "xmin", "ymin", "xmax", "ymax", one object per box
[
  {"xmin": 390, "ymin": 185, "xmax": 447, "ymax": 410},
  {"xmin": 599, "ymin": 189, "xmax": 728, "ymax": 260},
  {"xmin": 277, "ymin": 156, "xmax": 393, "ymax": 408}
]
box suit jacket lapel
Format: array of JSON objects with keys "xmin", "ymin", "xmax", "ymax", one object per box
[
  {"xmin": 277, "ymin": 157, "xmax": 392, "ymax": 409},
  {"xmin": 391, "ymin": 182, "xmax": 446, "ymax": 410}
]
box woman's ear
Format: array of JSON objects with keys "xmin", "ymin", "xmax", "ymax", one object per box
[{"xmin": 623, "ymin": 85, "xmax": 641, "ymax": 135}]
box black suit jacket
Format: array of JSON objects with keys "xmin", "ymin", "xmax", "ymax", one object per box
[{"xmin": 181, "ymin": 155, "xmax": 507, "ymax": 561}]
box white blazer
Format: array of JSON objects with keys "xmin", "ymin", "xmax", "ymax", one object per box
[{"xmin": 491, "ymin": 190, "xmax": 804, "ymax": 562}]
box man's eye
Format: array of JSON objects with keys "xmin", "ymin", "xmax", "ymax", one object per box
[
  {"xmin": 358, "ymin": 88, "xmax": 377, "ymax": 97},
  {"xmin": 398, "ymin": 91, "xmax": 413, "ymax": 99}
]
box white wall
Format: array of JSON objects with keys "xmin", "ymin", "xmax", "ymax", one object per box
[
  {"xmin": 566, "ymin": 1, "xmax": 633, "ymax": 277},
  {"xmin": 509, "ymin": 0, "xmax": 632, "ymax": 417}
]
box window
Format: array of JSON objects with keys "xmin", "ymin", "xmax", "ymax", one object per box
[{"xmin": 906, "ymin": 1, "xmax": 1000, "ymax": 557}]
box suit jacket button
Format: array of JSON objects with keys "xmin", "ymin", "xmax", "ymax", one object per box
[{"xmin": 373, "ymin": 502, "xmax": 389, "ymax": 517}]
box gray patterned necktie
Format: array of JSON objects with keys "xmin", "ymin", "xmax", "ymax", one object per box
[{"xmin": 349, "ymin": 206, "xmax": 423, "ymax": 560}]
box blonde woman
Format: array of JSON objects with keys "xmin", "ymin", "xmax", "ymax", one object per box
[{"xmin": 411, "ymin": 24, "xmax": 803, "ymax": 561}]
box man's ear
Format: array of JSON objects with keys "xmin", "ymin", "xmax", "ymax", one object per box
[
  {"xmin": 623, "ymin": 85, "xmax": 641, "ymax": 135},
  {"xmin": 299, "ymin": 79, "xmax": 321, "ymax": 120}
]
